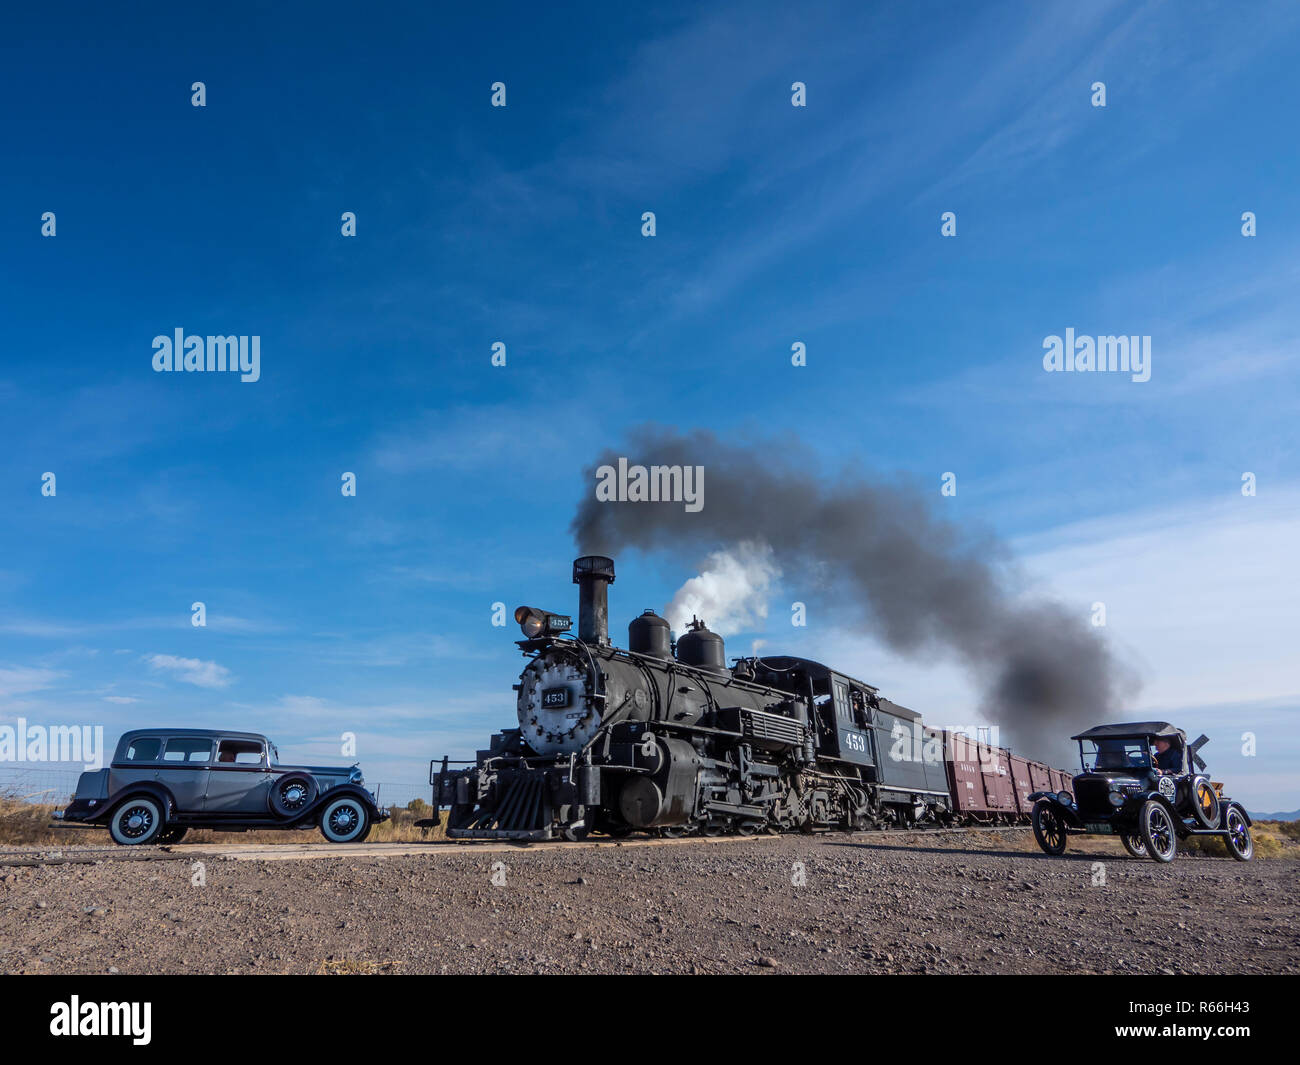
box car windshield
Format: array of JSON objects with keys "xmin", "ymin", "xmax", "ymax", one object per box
[
  {"xmin": 270, "ymin": 744, "xmax": 281, "ymax": 766},
  {"xmin": 1081, "ymin": 738, "xmax": 1151, "ymax": 772}
]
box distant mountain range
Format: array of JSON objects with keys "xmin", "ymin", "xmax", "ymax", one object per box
[{"xmin": 1248, "ymin": 809, "xmax": 1300, "ymax": 821}]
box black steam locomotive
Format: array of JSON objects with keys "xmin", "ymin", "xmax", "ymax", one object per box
[{"xmin": 430, "ymin": 556, "xmax": 963, "ymax": 840}]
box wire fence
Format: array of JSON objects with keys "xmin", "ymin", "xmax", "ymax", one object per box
[
  {"xmin": 367, "ymin": 781, "xmax": 432, "ymax": 810},
  {"xmin": 0, "ymin": 767, "xmax": 80, "ymax": 805},
  {"xmin": 0, "ymin": 766, "xmax": 430, "ymax": 810}
]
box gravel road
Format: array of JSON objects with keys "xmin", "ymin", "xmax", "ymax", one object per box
[{"xmin": 2, "ymin": 830, "xmax": 1295, "ymax": 975}]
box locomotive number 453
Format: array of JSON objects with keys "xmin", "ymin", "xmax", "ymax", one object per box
[
  {"xmin": 541, "ymin": 687, "xmax": 571, "ymax": 709},
  {"xmin": 843, "ymin": 730, "xmax": 868, "ymax": 754}
]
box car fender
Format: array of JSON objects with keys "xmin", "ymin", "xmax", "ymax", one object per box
[
  {"xmin": 1133, "ymin": 790, "xmax": 1189, "ymax": 835},
  {"xmin": 1221, "ymin": 800, "xmax": 1251, "ymax": 828},
  {"xmin": 1136, "ymin": 788, "xmax": 1178, "ymax": 811},
  {"xmin": 100, "ymin": 781, "xmax": 178, "ymax": 824},
  {"xmin": 294, "ymin": 785, "xmax": 387, "ymax": 825},
  {"xmin": 1029, "ymin": 793, "xmax": 1083, "ymax": 828}
]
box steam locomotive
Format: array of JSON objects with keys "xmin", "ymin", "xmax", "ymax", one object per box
[{"xmin": 430, "ymin": 556, "xmax": 1073, "ymax": 840}]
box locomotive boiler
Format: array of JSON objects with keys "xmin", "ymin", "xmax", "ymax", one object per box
[{"xmin": 430, "ymin": 556, "xmax": 959, "ymax": 840}]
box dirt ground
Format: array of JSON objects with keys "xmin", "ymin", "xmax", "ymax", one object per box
[{"xmin": 2, "ymin": 828, "xmax": 1295, "ymax": 975}]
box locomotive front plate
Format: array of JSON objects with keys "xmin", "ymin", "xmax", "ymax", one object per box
[{"xmin": 541, "ymin": 687, "xmax": 571, "ymax": 709}]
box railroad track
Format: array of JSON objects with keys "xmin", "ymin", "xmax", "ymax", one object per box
[{"xmin": 0, "ymin": 823, "xmax": 1030, "ymax": 867}]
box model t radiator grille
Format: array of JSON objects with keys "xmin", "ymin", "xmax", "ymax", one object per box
[{"xmin": 1074, "ymin": 778, "xmax": 1111, "ymax": 816}]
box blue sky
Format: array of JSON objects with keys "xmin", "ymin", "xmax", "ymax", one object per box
[{"xmin": 2, "ymin": 1, "xmax": 1298, "ymax": 809}]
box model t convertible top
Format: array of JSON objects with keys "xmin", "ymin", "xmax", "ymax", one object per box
[
  {"xmin": 1072, "ymin": 722, "xmax": 1185, "ymax": 740},
  {"xmin": 1030, "ymin": 721, "xmax": 1252, "ymax": 863}
]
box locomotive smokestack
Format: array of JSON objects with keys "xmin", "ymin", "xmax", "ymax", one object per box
[{"xmin": 573, "ymin": 555, "xmax": 616, "ymax": 646}]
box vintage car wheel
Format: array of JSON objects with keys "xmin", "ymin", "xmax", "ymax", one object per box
[
  {"xmin": 1120, "ymin": 832, "xmax": 1148, "ymax": 858},
  {"xmin": 1224, "ymin": 808, "xmax": 1253, "ymax": 861},
  {"xmin": 157, "ymin": 826, "xmax": 188, "ymax": 844},
  {"xmin": 108, "ymin": 797, "xmax": 165, "ymax": 846},
  {"xmin": 1031, "ymin": 801, "xmax": 1067, "ymax": 855},
  {"xmin": 1191, "ymin": 776, "xmax": 1220, "ymax": 829},
  {"xmin": 270, "ymin": 774, "xmax": 317, "ymax": 818},
  {"xmin": 1140, "ymin": 800, "xmax": 1178, "ymax": 863},
  {"xmin": 319, "ymin": 796, "xmax": 370, "ymax": 843}
]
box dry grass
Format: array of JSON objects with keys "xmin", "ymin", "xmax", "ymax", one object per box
[
  {"xmin": 988, "ymin": 819, "xmax": 1298, "ymax": 860},
  {"xmin": 1182, "ymin": 820, "xmax": 1291, "ymax": 859},
  {"xmin": 316, "ymin": 958, "xmax": 386, "ymax": 975},
  {"xmin": 0, "ymin": 799, "xmax": 67, "ymax": 847},
  {"xmin": 0, "ymin": 797, "xmax": 446, "ymax": 848},
  {"xmin": 2, "ymin": 795, "xmax": 1293, "ymax": 857},
  {"xmin": 155, "ymin": 804, "xmax": 447, "ymax": 846}
]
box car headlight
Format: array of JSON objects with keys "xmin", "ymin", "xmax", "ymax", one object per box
[
  {"xmin": 1108, "ymin": 790, "xmax": 1127, "ymax": 806},
  {"xmin": 1056, "ymin": 791, "xmax": 1073, "ymax": 805},
  {"xmin": 349, "ymin": 768, "xmax": 364, "ymax": 784}
]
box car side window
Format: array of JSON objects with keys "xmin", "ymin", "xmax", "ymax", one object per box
[
  {"xmin": 124, "ymin": 738, "xmax": 163, "ymax": 762},
  {"xmin": 162, "ymin": 737, "xmax": 213, "ymax": 763},
  {"xmin": 216, "ymin": 739, "xmax": 264, "ymax": 766}
]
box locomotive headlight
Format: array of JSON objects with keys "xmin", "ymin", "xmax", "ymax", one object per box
[
  {"xmin": 520, "ymin": 610, "xmax": 546, "ymax": 638},
  {"xmin": 515, "ymin": 606, "xmax": 573, "ymax": 638}
]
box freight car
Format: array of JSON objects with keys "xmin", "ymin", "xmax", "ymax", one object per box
[
  {"xmin": 430, "ymin": 557, "xmax": 1073, "ymax": 840},
  {"xmin": 944, "ymin": 735, "xmax": 1076, "ymax": 824}
]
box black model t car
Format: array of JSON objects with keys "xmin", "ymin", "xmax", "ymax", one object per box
[
  {"xmin": 59, "ymin": 728, "xmax": 388, "ymax": 845},
  {"xmin": 1028, "ymin": 722, "xmax": 1253, "ymax": 863}
]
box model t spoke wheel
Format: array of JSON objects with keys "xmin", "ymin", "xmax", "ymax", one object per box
[
  {"xmin": 1120, "ymin": 832, "xmax": 1147, "ymax": 858},
  {"xmin": 1032, "ymin": 801, "xmax": 1067, "ymax": 855},
  {"xmin": 1225, "ymin": 808, "xmax": 1253, "ymax": 861},
  {"xmin": 1140, "ymin": 800, "xmax": 1178, "ymax": 863},
  {"xmin": 319, "ymin": 796, "xmax": 370, "ymax": 843},
  {"xmin": 270, "ymin": 774, "xmax": 317, "ymax": 818},
  {"xmin": 109, "ymin": 797, "xmax": 165, "ymax": 846},
  {"xmin": 1191, "ymin": 776, "xmax": 1220, "ymax": 829}
]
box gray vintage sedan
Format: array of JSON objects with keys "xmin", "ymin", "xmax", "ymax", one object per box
[{"xmin": 59, "ymin": 728, "xmax": 387, "ymax": 844}]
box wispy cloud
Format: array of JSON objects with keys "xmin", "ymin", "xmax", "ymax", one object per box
[
  {"xmin": 144, "ymin": 654, "xmax": 233, "ymax": 689},
  {"xmin": 0, "ymin": 665, "xmax": 62, "ymax": 700}
]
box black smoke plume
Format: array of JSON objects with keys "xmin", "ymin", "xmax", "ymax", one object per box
[{"xmin": 571, "ymin": 426, "xmax": 1135, "ymax": 763}]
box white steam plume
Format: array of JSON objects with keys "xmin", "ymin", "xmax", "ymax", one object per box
[{"xmin": 664, "ymin": 541, "xmax": 781, "ymax": 636}]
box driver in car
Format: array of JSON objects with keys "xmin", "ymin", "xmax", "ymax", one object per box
[{"xmin": 1152, "ymin": 735, "xmax": 1181, "ymax": 772}]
